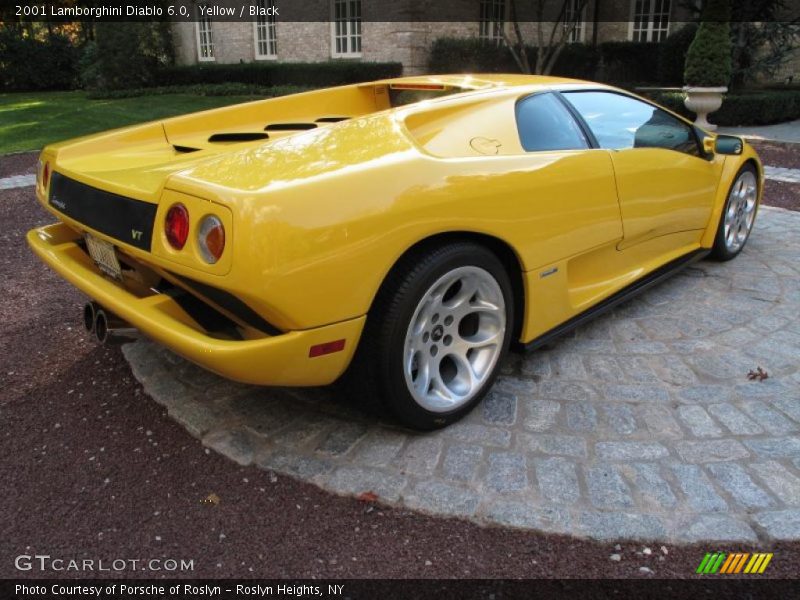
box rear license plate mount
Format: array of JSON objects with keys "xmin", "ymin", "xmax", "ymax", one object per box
[{"xmin": 85, "ymin": 234, "xmax": 123, "ymax": 280}]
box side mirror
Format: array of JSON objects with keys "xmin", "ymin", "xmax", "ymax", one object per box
[
  {"xmin": 703, "ymin": 137, "xmax": 715, "ymax": 155},
  {"xmin": 715, "ymin": 134, "xmax": 744, "ymax": 155}
]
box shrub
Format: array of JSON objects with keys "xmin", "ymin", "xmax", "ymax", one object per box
[
  {"xmin": 87, "ymin": 83, "xmax": 309, "ymax": 99},
  {"xmin": 658, "ymin": 24, "xmax": 698, "ymax": 86},
  {"xmin": 153, "ymin": 61, "xmax": 403, "ymax": 88},
  {"xmin": 83, "ymin": 21, "xmax": 174, "ymax": 90},
  {"xmin": 646, "ymin": 89, "xmax": 800, "ymax": 126},
  {"xmin": 598, "ymin": 41, "xmax": 659, "ymax": 87},
  {"xmin": 684, "ymin": 0, "xmax": 732, "ymax": 87},
  {"xmin": 0, "ymin": 30, "xmax": 80, "ymax": 91}
]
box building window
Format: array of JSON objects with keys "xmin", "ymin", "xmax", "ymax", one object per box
[
  {"xmin": 254, "ymin": 0, "xmax": 277, "ymax": 59},
  {"xmin": 479, "ymin": 0, "xmax": 505, "ymax": 43},
  {"xmin": 195, "ymin": 12, "xmax": 214, "ymax": 61},
  {"xmin": 331, "ymin": 0, "xmax": 362, "ymax": 57},
  {"xmin": 564, "ymin": 0, "xmax": 585, "ymax": 43},
  {"xmin": 629, "ymin": 0, "xmax": 671, "ymax": 42}
]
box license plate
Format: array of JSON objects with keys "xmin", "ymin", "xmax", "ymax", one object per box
[{"xmin": 85, "ymin": 234, "xmax": 122, "ymax": 280}]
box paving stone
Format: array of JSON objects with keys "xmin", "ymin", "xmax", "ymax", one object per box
[
  {"xmin": 485, "ymin": 452, "xmax": 528, "ymax": 492},
  {"xmin": 640, "ymin": 405, "xmax": 683, "ymax": 439},
  {"xmin": 671, "ymin": 464, "xmax": 728, "ymax": 512},
  {"xmin": 534, "ymin": 457, "xmax": 580, "ymax": 505},
  {"xmin": 595, "ymin": 441, "xmax": 669, "ymax": 461},
  {"xmin": 326, "ymin": 467, "xmax": 407, "ymax": 502},
  {"xmin": 482, "ymin": 390, "xmax": 517, "ymax": 425},
  {"xmin": 677, "ymin": 406, "xmax": 723, "ymax": 438},
  {"xmin": 566, "ymin": 402, "xmax": 597, "ymax": 432},
  {"xmin": 773, "ymin": 396, "xmax": 800, "ymax": 424},
  {"xmin": 650, "ymin": 355, "xmax": 698, "ymax": 386},
  {"xmin": 753, "ymin": 510, "xmax": 800, "ymax": 540},
  {"xmin": 707, "ymin": 463, "xmax": 776, "ymax": 509},
  {"xmin": 586, "ymin": 465, "xmax": 634, "ymax": 509},
  {"xmin": 315, "ymin": 422, "xmax": 368, "ymax": 456},
  {"xmin": 621, "ymin": 356, "xmax": 662, "ymax": 383},
  {"xmin": 519, "ymin": 433, "xmax": 587, "ymax": 458},
  {"xmin": 578, "ymin": 512, "xmax": 666, "ymax": 540},
  {"xmin": 485, "ymin": 500, "xmax": 570, "ymax": 533},
  {"xmin": 202, "ymin": 428, "xmax": 254, "ymax": 466},
  {"xmin": 603, "ymin": 384, "xmax": 670, "ymax": 403},
  {"xmin": 674, "ymin": 440, "xmax": 750, "ymax": 463},
  {"xmin": 538, "ymin": 381, "xmax": 597, "ymax": 402},
  {"xmin": 624, "ymin": 463, "xmax": 677, "ymax": 509},
  {"xmin": 601, "ymin": 404, "xmax": 637, "ymax": 435},
  {"xmin": 677, "ymin": 385, "xmax": 734, "ymax": 404},
  {"xmin": 352, "ymin": 430, "xmax": 406, "ymax": 468},
  {"xmin": 752, "ymin": 461, "xmax": 800, "ymax": 505},
  {"xmin": 707, "ymin": 403, "xmax": 764, "ymax": 436},
  {"xmin": 676, "ymin": 515, "xmax": 758, "ymax": 543},
  {"xmin": 523, "ymin": 400, "xmax": 561, "ymax": 432},
  {"xmin": 442, "ymin": 444, "xmax": 483, "ymax": 482},
  {"xmin": 445, "ymin": 422, "xmax": 511, "ymax": 448},
  {"xmin": 396, "ymin": 436, "xmax": 444, "ymax": 477},
  {"xmin": 257, "ymin": 451, "xmax": 333, "ymax": 479},
  {"xmin": 552, "ymin": 353, "xmax": 587, "ymax": 379},
  {"xmin": 520, "ymin": 354, "xmax": 551, "ymax": 380},
  {"xmin": 744, "ymin": 437, "xmax": 800, "ymax": 459},
  {"xmin": 406, "ymin": 481, "xmax": 480, "ymax": 517},
  {"xmin": 585, "ymin": 355, "xmax": 624, "ymax": 382},
  {"xmin": 740, "ymin": 401, "xmax": 797, "ymax": 435}
]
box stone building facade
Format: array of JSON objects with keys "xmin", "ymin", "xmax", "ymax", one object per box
[{"xmin": 172, "ymin": 1, "xmax": 798, "ymax": 78}]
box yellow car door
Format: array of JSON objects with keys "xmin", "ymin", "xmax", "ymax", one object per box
[{"xmin": 562, "ymin": 90, "xmax": 721, "ymax": 249}]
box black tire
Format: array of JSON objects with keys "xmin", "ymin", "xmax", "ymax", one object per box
[
  {"xmin": 710, "ymin": 163, "xmax": 759, "ymax": 261},
  {"xmin": 345, "ymin": 242, "xmax": 514, "ymax": 430}
]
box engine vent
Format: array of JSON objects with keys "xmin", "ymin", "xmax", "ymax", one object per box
[
  {"xmin": 264, "ymin": 123, "xmax": 317, "ymax": 131},
  {"xmin": 208, "ymin": 132, "xmax": 270, "ymax": 143}
]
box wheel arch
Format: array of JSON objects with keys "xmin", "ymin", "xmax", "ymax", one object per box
[{"xmin": 370, "ymin": 231, "xmax": 527, "ymax": 343}]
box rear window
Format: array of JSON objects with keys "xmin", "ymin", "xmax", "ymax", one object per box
[
  {"xmin": 515, "ymin": 92, "xmax": 589, "ymax": 152},
  {"xmin": 389, "ymin": 84, "xmax": 463, "ymax": 107}
]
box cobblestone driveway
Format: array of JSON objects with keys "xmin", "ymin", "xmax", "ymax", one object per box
[{"xmin": 123, "ymin": 206, "xmax": 800, "ymax": 543}]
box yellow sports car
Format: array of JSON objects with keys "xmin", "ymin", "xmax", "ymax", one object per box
[{"xmin": 28, "ymin": 74, "xmax": 761, "ymax": 429}]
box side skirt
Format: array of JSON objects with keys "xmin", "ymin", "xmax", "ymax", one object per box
[{"xmin": 516, "ymin": 248, "xmax": 710, "ymax": 353}]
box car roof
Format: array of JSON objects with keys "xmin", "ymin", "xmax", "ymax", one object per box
[{"xmin": 363, "ymin": 73, "xmax": 591, "ymax": 90}]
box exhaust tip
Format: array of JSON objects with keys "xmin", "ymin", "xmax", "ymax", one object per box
[
  {"xmin": 95, "ymin": 310, "xmax": 109, "ymax": 344},
  {"xmin": 83, "ymin": 302, "xmax": 97, "ymax": 333}
]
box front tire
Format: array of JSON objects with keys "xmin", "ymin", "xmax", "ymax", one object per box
[
  {"xmin": 348, "ymin": 242, "xmax": 514, "ymax": 430},
  {"xmin": 711, "ymin": 164, "xmax": 759, "ymax": 261}
]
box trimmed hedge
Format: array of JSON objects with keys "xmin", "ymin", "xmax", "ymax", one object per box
[
  {"xmin": 684, "ymin": 0, "xmax": 732, "ymax": 87},
  {"xmin": 647, "ymin": 90, "xmax": 800, "ymax": 126},
  {"xmin": 0, "ymin": 31, "xmax": 80, "ymax": 91},
  {"xmin": 87, "ymin": 83, "xmax": 309, "ymax": 99},
  {"xmin": 153, "ymin": 61, "xmax": 403, "ymax": 88},
  {"xmin": 429, "ymin": 34, "xmax": 699, "ymax": 87}
]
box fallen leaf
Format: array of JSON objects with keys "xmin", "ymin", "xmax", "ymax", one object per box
[
  {"xmin": 747, "ymin": 367, "xmax": 769, "ymax": 382},
  {"xmin": 357, "ymin": 491, "xmax": 379, "ymax": 503},
  {"xmin": 202, "ymin": 493, "xmax": 221, "ymax": 505}
]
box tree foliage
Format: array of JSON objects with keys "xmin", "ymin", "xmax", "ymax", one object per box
[{"xmin": 684, "ymin": 0, "xmax": 732, "ymax": 87}]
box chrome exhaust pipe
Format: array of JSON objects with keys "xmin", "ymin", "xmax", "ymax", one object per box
[
  {"xmin": 83, "ymin": 302, "xmax": 99, "ymax": 333},
  {"xmin": 94, "ymin": 309, "xmax": 139, "ymax": 345}
]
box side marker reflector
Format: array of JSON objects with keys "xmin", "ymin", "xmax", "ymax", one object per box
[{"xmin": 309, "ymin": 339, "xmax": 346, "ymax": 358}]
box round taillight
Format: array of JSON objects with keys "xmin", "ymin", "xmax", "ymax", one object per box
[
  {"xmin": 197, "ymin": 215, "xmax": 225, "ymax": 264},
  {"xmin": 42, "ymin": 162, "xmax": 50, "ymax": 190},
  {"xmin": 165, "ymin": 204, "xmax": 189, "ymax": 250}
]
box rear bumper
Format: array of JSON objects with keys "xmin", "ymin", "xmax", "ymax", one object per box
[{"xmin": 27, "ymin": 223, "xmax": 364, "ymax": 386}]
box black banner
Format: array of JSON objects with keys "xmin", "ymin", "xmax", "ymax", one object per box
[{"xmin": 3, "ymin": 578, "xmax": 800, "ymax": 600}]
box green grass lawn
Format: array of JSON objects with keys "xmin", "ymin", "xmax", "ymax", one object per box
[{"xmin": 0, "ymin": 91, "xmax": 265, "ymax": 154}]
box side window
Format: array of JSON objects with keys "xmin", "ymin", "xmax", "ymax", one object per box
[
  {"xmin": 563, "ymin": 91, "xmax": 700, "ymax": 156},
  {"xmin": 515, "ymin": 93, "xmax": 589, "ymax": 152}
]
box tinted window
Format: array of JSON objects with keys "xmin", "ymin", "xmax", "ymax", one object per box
[
  {"xmin": 564, "ymin": 91, "xmax": 699, "ymax": 156},
  {"xmin": 515, "ymin": 93, "xmax": 589, "ymax": 152}
]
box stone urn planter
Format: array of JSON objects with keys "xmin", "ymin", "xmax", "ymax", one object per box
[{"xmin": 683, "ymin": 86, "xmax": 727, "ymax": 131}]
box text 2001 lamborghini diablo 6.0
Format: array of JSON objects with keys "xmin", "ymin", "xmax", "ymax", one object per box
[{"xmin": 28, "ymin": 74, "xmax": 762, "ymax": 429}]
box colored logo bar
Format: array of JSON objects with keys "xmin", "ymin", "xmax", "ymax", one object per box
[{"xmin": 696, "ymin": 552, "xmax": 773, "ymax": 574}]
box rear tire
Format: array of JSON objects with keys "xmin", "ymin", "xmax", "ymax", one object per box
[
  {"xmin": 347, "ymin": 242, "xmax": 514, "ymax": 430},
  {"xmin": 710, "ymin": 164, "xmax": 759, "ymax": 261}
]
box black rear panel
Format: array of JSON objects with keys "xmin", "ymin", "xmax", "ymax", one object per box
[{"xmin": 49, "ymin": 172, "xmax": 157, "ymax": 251}]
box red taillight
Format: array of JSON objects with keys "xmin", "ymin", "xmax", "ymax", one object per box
[
  {"xmin": 309, "ymin": 339, "xmax": 346, "ymax": 358},
  {"xmin": 42, "ymin": 162, "xmax": 50, "ymax": 190},
  {"xmin": 165, "ymin": 203, "xmax": 189, "ymax": 250},
  {"xmin": 197, "ymin": 215, "xmax": 225, "ymax": 264}
]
